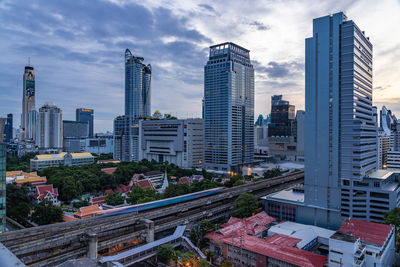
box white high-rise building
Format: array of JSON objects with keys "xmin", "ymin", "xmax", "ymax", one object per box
[
  {"xmin": 36, "ymin": 103, "xmax": 63, "ymax": 152},
  {"xmin": 377, "ymin": 130, "xmax": 389, "ymax": 169}
]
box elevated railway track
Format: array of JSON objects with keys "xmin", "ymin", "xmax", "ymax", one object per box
[{"xmin": 0, "ymin": 171, "xmax": 304, "ymax": 266}]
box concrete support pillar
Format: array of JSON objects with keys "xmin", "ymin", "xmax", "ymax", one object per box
[
  {"xmin": 87, "ymin": 231, "xmax": 98, "ymax": 260},
  {"xmin": 142, "ymin": 219, "xmax": 154, "ymax": 243}
]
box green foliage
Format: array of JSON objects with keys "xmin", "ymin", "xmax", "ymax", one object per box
[
  {"xmin": 189, "ymin": 227, "xmax": 200, "ymax": 246},
  {"xmin": 385, "ymin": 207, "xmax": 400, "ymax": 227},
  {"xmin": 234, "ymin": 193, "xmax": 258, "ymax": 218},
  {"xmin": 263, "ymin": 167, "xmax": 282, "ymax": 179},
  {"xmin": 105, "ymin": 193, "xmax": 125, "ymax": 206},
  {"xmin": 8, "ymin": 202, "xmax": 31, "ymax": 222},
  {"xmin": 224, "ymin": 175, "xmax": 244, "ymax": 188},
  {"xmin": 164, "ymin": 183, "xmax": 191, "ymax": 198},
  {"xmin": 126, "ymin": 186, "xmax": 161, "ymax": 204},
  {"xmin": 220, "ymin": 259, "xmax": 233, "ymax": 267},
  {"xmin": 96, "ymin": 153, "xmax": 114, "ymax": 160},
  {"xmin": 31, "ymin": 199, "xmax": 63, "ymax": 225},
  {"xmin": 6, "ymin": 152, "xmax": 38, "ymax": 172},
  {"xmin": 6, "ymin": 183, "xmax": 32, "ymax": 223},
  {"xmin": 196, "ymin": 259, "xmax": 210, "ymax": 267},
  {"xmin": 73, "ymin": 200, "xmax": 89, "ymax": 209},
  {"xmin": 157, "ymin": 244, "xmax": 175, "ymax": 263}
]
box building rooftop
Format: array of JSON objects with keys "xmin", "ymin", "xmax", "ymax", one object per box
[
  {"xmin": 367, "ymin": 169, "xmax": 397, "ymax": 180},
  {"xmin": 144, "ymin": 170, "xmax": 163, "ymax": 176},
  {"xmin": 268, "ymin": 221, "xmax": 335, "ymax": 249},
  {"xmin": 263, "ymin": 187, "xmax": 305, "ymax": 204},
  {"xmin": 330, "ymin": 231, "xmax": 358, "ymax": 243},
  {"xmin": 339, "ymin": 219, "xmax": 393, "ymax": 247},
  {"xmin": 73, "ymin": 205, "xmax": 102, "ymax": 219},
  {"xmin": 220, "ymin": 232, "xmax": 327, "ymax": 267},
  {"xmin": 101, "ymin": 167, "xmax": 117, "ymax": 175},
  {"xmin": 33, "ymin": 152, "xmax": 93, "ymax": 161}
]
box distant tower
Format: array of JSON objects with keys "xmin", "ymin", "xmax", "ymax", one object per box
[
  {"xmin": 37, "ymin": 102, "xmax": 63, "ymax": 152},
  {"xmin": 76, "ymin": 108, "xmax": 94, "ymax": 137},
  {"xmin": 125, "ymin": 49, "xmax": 152, "ymax": 119},
  {"xmin": 5, "ymin": 114, "xmax": 13, "ymax": 142},
  {"xmin": 22, "ymin": 65, "xmax": 36, "ymax": 139}
]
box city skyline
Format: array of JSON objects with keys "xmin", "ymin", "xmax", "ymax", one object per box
[{"xmin": 0, "ymin": 0, "xmax": 399, "ymax": 133}]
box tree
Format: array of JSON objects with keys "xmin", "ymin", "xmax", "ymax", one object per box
[
  {"xmin": 196, "ymin": 259, "xmax": 210, "ymax": 267},
  {"xmin": 189, "ymin": 228, "xmax": 200, "ymax": 247},
  {"xmin": 157, "ymin": 244, "xmax": 175, "ymax": 263},
  {"xmin": 234, "ymin": 193, "xmax": 258, "ymax": 218},
  {"xmin": 263, "ymin": 167, "xmax": 282, "ymax": 179},
  {"xmin": 220, "ymin": 259, "xmax": 233, "ymax": 267},
  {"xmin": 163, "ymin": 184, "xmax": 191, "ymax": 198},
  {"xmin": 385, "ymin": 207, "xmax": 400, "ymax": 228},
  {"xmin": 31, "ymin": 199, "xmax": 63, "ymax": 225},
  {"xmin": 6, "ymin": 183, "xmax": 32, "ymax": 223},
  {"xmin": 8, "ymin": 202, "xmax": 31, "ymax": 222},
  {"xmin": 73, "ymin": 200, "xmax": 89, "ymax": 209},
  {"xmin": 105, "ymin": 193, "xmax": 125, "ymax": 206}
]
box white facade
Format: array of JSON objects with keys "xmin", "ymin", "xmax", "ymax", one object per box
[
  {"xmin": 139, "ymin": 119, "xmax": 203, "ymax": 168},
  {"xmin": 387, "ymin": 150, "xmax": 400, "ymax": 169},
  {"xmin": 328, "ymin": 232, "xmax": 366, "ymax": 267},
  {"xmin": 36, "ymin": 102, "xmax": 63, "ymax": 152}
]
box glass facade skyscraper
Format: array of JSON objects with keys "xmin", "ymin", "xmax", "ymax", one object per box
[
  {"xmin": 76, "ymin": 108, "xmax": 94, "ymax": 137},
  {"xmin": 4, "ymin": 114, "xmax": 12, "ymax": 142},
  {"xmin": 268, "ymin": 95, "xmax": 295, "ymax": 137},
  {"xmin": 0, "ymin": 143, "xmax": 6, "ymax": 233},
  {"xmin": 204, "ymin": 42, "xmax": 254, "ymax": 172},
  {"xmin": 22, "ymin": 66, "xmax": 36, "ymax": 140},
  {"xmin": 125, "ymin": 49, "xmax": 151, "ymax": 119}
]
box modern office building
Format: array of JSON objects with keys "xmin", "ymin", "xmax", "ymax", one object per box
[
  {"xmin": 26, "ymin": 109, "xmax": 38, "ymax": 141},
  {"xmin": 76, "ymin": 108, "xmax": 94, "ymax": 138},
  {"xmin": 30, "ymin": 152, "xmax": 94, "ymax": 171},
  {"xmin": 377, "ymin": 130, "xmax": 389, "ymax": 169},
  {"xmin": 294, "ymin": 110, "xmax": 305, "ymax": 158},
  {"xmin": 268, "ymin": 95, "xmax": 295, "ymax": 137},
  {"xmin": 125, "ymin": 49, "xmax": 151, "ymax": 119},
  {"xmin": 22, "ymin": 66, "xmax": 36, "ymax": 140},
  {"xmin": 84, "ymin": 135, "xmax": 114, "ymax": 154},
  {"xmin": 380, "ymin": 106, "xmax": 397, "ymax": 150},
  {"xmin": 139, "ymin": 119, "xmax": 203, "ymax": 168},
  {"xmin": 63, "ymin": 120, "xmax": 89, "ymax": 153},
  {"xmin": 4, "ymin": 114, "xmax": 13, "ymax": 142},
  {"xmin": 265, "ymin": 12, "xmax": 399, "ymax": 228},
  {"xmin": 203, "ymin": 42, "xmax": 254, "ymax": 172},
  {"xmin": 113, "ymin": 116, "xmax": 139, "ymax": 162},
  {"xmin": 0, "ymin": 118, "xmax": 5, "ymax": 142},
  {"xmin": 36, "ymin": 103, "xmax": 63, "ymax": 153},
  {"xmin": 0, "ymin": 143, "xmax": 6, "ymax": 233},
  {"xmin": 387, "ymin": 151, "xmax": 400, "ymax": 169}
]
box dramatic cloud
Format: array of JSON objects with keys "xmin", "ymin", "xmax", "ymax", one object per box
[{"xmin": 0, "ymin": 0, "xmax": 399, "ymax": 132}]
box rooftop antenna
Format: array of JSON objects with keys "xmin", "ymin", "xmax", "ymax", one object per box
[{"xmin": 28, "ymin": 56, "xmax": 30, "ymax": 66}]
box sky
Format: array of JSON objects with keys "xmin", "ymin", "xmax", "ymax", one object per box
[{"xmin": 0, "ymin": 0, "xmax": 399, "ymax": 133}]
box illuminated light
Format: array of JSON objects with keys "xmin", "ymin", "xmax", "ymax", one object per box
[{"xmin": 80, "ymin": 109, "xmax": 93, "ymax": 112}]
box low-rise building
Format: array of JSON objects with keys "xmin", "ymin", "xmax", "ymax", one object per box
[
  {"xmin": 6, "ymin": 171, "xmax": 47, "ymax": 185},
  {"xmin": 333, "ymin": 219, "xmax": 396, "ymax": 267},
  {"xmin": 33, "ymin": 184, "xmax": 60, "ymax": 205},
  {"xmin": 73, "ymin": 204, "xmax": 102, "ymax": 219},
  {"xmin": 329, "ymin": 231, "xmax": 366, "ymax": 267},
  {"xmin": 143, "ymin": 170, "xmax": 165, "ymax": 188},
  {"xmin": 30, "ymin": 152, "xmax": 94, "ymax": 171}
]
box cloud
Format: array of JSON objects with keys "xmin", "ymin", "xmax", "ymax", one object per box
[{"xmin": 0, "ymin": 0, "xmax": 399, "ymax": 131}]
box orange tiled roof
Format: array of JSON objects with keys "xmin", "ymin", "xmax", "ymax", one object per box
[{"xmin": 73, "ymin": 204, "xmax": 101, "ymax": 218}]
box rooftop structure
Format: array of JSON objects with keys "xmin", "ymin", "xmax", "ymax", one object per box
[
  {"xmin": 73, "ymin": 205, "xmax": 102, "ymax": 219},
  {"xmin": 101, "ymin": 167, "xmax": 117, "ymax": 175},
  {"xmin": 30, "ymin": 152, "xmax": 94, "ymax": 171},
  {"xmin": 6, "ymin": 170, "xmax": 47, "ymax": 185},
  {"xmin": 33, "ymin": 184, "xmax": 59, "ymax": 205}
]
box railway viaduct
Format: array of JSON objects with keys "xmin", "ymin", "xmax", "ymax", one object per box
[{"xmin": 0, "ymin": 171, "xmax": 304, "ymax": 266}]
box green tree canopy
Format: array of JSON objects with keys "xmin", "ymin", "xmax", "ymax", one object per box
[
  {"xmin": 220, "ymin": 259, "xmax": 233, "ymax": 267},
  {"xmin": 31, "ymin": 199, "xmax": 63, "ymax": 225},
  {"xmin": 105, "ymin": 193, "xmax": 125, "ymax": 206},
  {"xmin": 164, "ymin": 183, "xmax": 191, "ymax": 198},
  {"xmin": 263, "ymin": 168, "xmax": 282, "ymax": 179},
  {"xmin": 234, "ymin": 193, "xmax": 258, "ymax": 218},
  {"xmin": 384, "ymin": 207, "xmax": 400, "ymax": 228},
  {"xmin": 157, "ymin": 244, "xmax": 175, "ymax": 263}
]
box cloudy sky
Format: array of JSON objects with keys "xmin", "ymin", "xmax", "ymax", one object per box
[{"xmin": 0, "ymin": 0, "xmax": 399, "ymax": 132}]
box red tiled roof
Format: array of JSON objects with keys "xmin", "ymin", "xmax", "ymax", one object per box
[
  {"xmin": 34, "ymin": 185, "xmax": 58, "ymax": 200},
  {"xmin": 220, "ymin": 233, "xmax": 326, "ymax": 267},
  {"xmin": 91, "ymin": 196, "xmax": 107, "ymax": 205},
  {"xmin": 265, "ymin": 234, "xmax": 301, "ymax": 247},
  {"xmin": 63, "ymin": 214, "xmax": 78, "ymax": 222},
  {"xmin": 104, "ymin": 189, "xmax": 113, "ymax": 195},
  {"xmin": 218, "ymin": 212, "xmax": 276, "ymax": 236},
  {"xmin": 178, "ymin": 177, "xmax": 191, "ymax": 185},
  {"xmin": 73, "ymin": 204, "xmax": 102, "ymax": 218},
  {"xmin": 101, "ymin": 167, "xmax": 117, "ymax": 175},
  {"xmin": 339, "ymin": 218, "xmax": 393, "ymax": 246},
  {"xmin": 134, "ymin": 179, "xmax": 155, "ymax": 191}
]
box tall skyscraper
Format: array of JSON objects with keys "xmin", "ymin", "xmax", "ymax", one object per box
[
  {"xmin": 0, "ymin": 143, "xmax": 5, "ymax": 233},
  {"xmin": 4, "ymin": 113, "xmax": 13, "ymax": 142},
  {"xmin": 22, "ymin": 66, "xmax": 36, "ymax": 140},
  {"xmin": 203, "ymin": 42, "xmax": 254, "ymax": 172},
  {"xmin": 76, "ymin": 108, "xmax": 94, "ymax": 137},
  {"xmin": 37, "ymin": 102, "xmax": 63, "ymax": 152},
  {"xmin": 266, "ymin": 12, "xmax": 397, "ymax": 228},
  {"xmin": 125, "ymin": 49, "xmax": 151, "ymax": 119}
]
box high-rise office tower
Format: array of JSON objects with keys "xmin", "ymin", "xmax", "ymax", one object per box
[
  {"xmin": 203, "ymin": 42, "xmax": 254, "ymax": 172},
  {"xmin": 266, "ymin": 12, "xmax": 396, "ymax": 228},
  {"xmin": 0, "ymin": 143, "xmax": 5, "ymax": 233},
  {"xmin": 22, "ymin": 66, "xmax": 36, "ymax": 140},
  {"xmin": 76, "ymin": 108, "xmax": 94, "ymax": 137},
  {"xmin": 268, "ymin": 95, "xmax": 295, "ymax": 137},
  {"xmin": 37, "ymin": 102, "xmax": 63, "ymax": 152},
  {"xmin": 4, "ymin": 113, "xmax": 13, "ymax": 142},
  {"xmin": 125, "ymin": 49, "xmax": 151, "ymax": 119}
]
